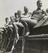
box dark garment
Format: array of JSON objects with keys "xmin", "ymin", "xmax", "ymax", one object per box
[
  {"xmin": 20, "ymin": 20, "xmax": 29, "ymax": 35},
  {"xmin": 31, "ymin": 9, "xmax": 46, "ymax": 23},
  {"xmin": 2, "ymin": 24, "xmax": 17, "ymax": 52},
  {"xmin": 30, "ymin": 25, "xmax": 48, "ymax": 35},
  {"xmin": 32, "ymin": 8, "xmax": 46, "ymax": 16}
]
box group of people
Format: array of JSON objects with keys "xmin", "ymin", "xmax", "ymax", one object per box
[{"xmin": 1, "ymin": 0, "xmax": 48, "ymax": 53}]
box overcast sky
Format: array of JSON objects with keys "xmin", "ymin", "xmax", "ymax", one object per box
[{"xmin": 0, "ymin": 0, "xmax": 48, "ymax": 27}]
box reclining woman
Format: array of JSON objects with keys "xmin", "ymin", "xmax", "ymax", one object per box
[{"xmin": 21, "ymin": 0, "xmax": 46, "ymax": 34}]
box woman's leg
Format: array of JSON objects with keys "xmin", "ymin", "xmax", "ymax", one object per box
[
  {"xmin": 14, "ymin": 22, "xmax": 30, "ymax": 36},
  {"xmin": 10, "ymin": 24, "xmax": 19, "ymax": 53},
  {"xmin": 21, "ymin": 18, "xmax": 37, "ymax": 26},
  {"xmin": 14, "ymin": 22, "xmax": 24, "ymax": 28}
]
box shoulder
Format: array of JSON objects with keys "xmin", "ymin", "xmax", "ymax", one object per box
[
  {"xmin": 22, "ymin": 13, "xmax": 25, "ymax": 15},
  {"xmin": 42, "ymin": 10, "xmax": 46, "ymax": 15},
  {"xmin": 32, "ymin": 10, "xmax": 36, "ymax": 13},
  {"xmin": 32, "ymin": 10, "xmax": 37, "ymax": 16},
  {"xmin": 8, "ymin": 21, "xmax": 10, "ymax": 24}
]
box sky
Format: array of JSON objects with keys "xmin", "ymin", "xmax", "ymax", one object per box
[{"xmin": 0, "ymin": 0, "xmax": 48, "ymax": 27}]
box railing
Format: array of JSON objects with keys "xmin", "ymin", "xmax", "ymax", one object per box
[{"xmin": 21, "ymin": 34, "xmax": 48, "ymax": 53}]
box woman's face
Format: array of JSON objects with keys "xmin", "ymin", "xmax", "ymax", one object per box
[
  {"xmin": 5, "ymin": 18, "xmax": 9, "ymax": 23},
  {"xmin": 10, "ymin": 17, "xmax": 15, "ymax": 22},
  {"xmin": 7, "ymin": 19, "xmax": 9, "ymax": 23},
  {"xmin": 37, "ymin": 1, "xmax": 42, "ymax": 8},
  {"xmin": 18, "ymin": 11, "xmax": 21, "ymax": 17},
  {"xmin": 24, "ymin": 7, "xmax": 28, "ymax": 13},
  {"xmin": 46, "ymin": 9, "xmax": 48, "ymax": 13},
  {"xmin": 15, "ymin": 13, "xmax": 18, "ymax": 18}
]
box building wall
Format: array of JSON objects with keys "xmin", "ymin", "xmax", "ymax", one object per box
[{"xmin": 16, "ymin": 40, "xmax": 48, "ymax": 53}]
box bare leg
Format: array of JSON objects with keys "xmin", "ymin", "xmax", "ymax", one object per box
[
  {"xmin": 21, "ymin": 18, "xmax": 37, "ymax": 26},
  {"xmin": 10, "ymin": 33, "xmax": 19, "ymax": 53}
]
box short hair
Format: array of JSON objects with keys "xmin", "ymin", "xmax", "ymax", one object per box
[
  {"xmin": 17, "ymin": 10, "xmax": 21, "ymax": 15},
  {"xmin": 5, "ymin": 17, "xmax": 8, "ymax": 21},
  {"xmin": 46, "ymin": 9, "xmax": 48, "ymax": 13},
  {"xmin": 24, "ymin": 6, "xmax": 28, "ymax": 11},
  {"xmin": 37, "ymin": 0, "xmax": 42, "ymax": 5},
  {"xmin": 14, "ymin": 12, "xmax": 17, "ymax": 16}
]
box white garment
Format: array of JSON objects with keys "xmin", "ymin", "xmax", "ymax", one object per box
[{"xmin": 22, "ymin": 13, "xmax": 31, "ymax": 18}]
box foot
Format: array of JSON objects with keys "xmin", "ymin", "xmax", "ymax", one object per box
[
  {"xmin": 8, "ymin": 51, "xmax": 13, "ymax": 53},
  {"xmin": 26, "ymin": 32, "xmax": 30, "ymax": 36}
]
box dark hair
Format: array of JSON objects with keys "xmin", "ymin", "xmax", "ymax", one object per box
[
  {"xmin": 5, "ymin": 17, "xmax": 8, "ymax": 21},
  {"xmin": 46, "ymin": 9, "xmax": 48, "ymax": 13},
  {"xmin": 24, "ymin": 6, "xmax": 28, "ymax": 13},
  {"xmin": 24, "ymin": 6, "xmax": 28, "ymax": 10},
  {"xmin": 14, "ymin": 12, "xmax": 17, "ymax": 16},
  {"xmin": 17, "ymin": 10, "xmax": 21, "ymax": 17},
  {"xmin": 37, "ymin": 0, "xmax": 42, "ymax": 6},
  {"xmin": 17, "ymin": 10, "xmax": 21, "ymax": 14}
]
